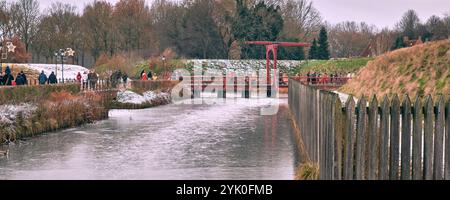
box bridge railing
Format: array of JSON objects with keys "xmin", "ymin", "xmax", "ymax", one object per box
[
  {"xmin": 292, "ymin": 76, "xmax": 351, "ymax": 86},
  {"xmin": 176, "ymin": 75, "xmax": 278, "ymax": 98}
]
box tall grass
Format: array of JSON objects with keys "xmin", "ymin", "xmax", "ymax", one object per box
[
  {"xmin": 1, "ymin": 91, "xmax": 108, "ymax": 143},
  {"xmin": 293, "ymin": 57, "xmax": 373, "ymax": 75},
  {"xmin": 340, "ymin": 40, "xmax": 450, "ymax": 98},
  {"xmin": 0, "ymin": 84, "xmax": 80, "ymax": 105},
  {"xmin": 295, "ymin": 162, "xmax": 319, "ymax": 180}
]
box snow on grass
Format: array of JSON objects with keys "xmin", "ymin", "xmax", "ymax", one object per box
[
  {"xmin": 186, "ymin": 59, "xmax": 304, "ymax": 73},
  {"xmin": 0, "ymin": 103, "xmax": 37, "ymax": 125},
  {"xmin": 11, "ymin": 63, "xmax": 89, "ymax": 80},
  {"xmin": 117, "ymin": 90, "xmax": 171, "ymax": 105}
]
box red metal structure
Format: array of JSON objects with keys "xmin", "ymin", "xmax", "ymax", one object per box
[{"xmin": 245, "ymin": 41, "xmax": 310, "ymax": 95}]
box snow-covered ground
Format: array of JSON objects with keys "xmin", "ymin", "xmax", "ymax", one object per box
[
  {"xmin": 117, "ymin": 90, "xmax": 171, "ymax": 105},
  {"xmin": 0, "ymin": 103, "xmax": 37, "ymax": 125},
  {"xmin": 186, "ymin": 59, "xmax": 304, "ymax": 73},
  {"xmin": 10, "ymin": 63, "xmax": 89, "ymax": 80}
]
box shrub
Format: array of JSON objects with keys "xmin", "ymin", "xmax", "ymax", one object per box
[{"xmin": 0, "ymin": 84, "xmax": 81, "ymax": 105}]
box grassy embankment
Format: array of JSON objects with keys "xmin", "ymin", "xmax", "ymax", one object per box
[
  {"xmin": 340, "ymin": 40, "xmax": 450, "ymax": 98},
  {"xmin": 292, "ymin": 57, "xmax": 373, "ymax": 75},
  {"xmin": 0, "ymin": 84, "xmax": 108, "ymax": 143}
]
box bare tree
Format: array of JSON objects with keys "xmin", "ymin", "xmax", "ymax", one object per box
[
  {"xmin": 150, "ymin": 0, "xmax": 184, "ymax": 52},
  {"xmin": 372, "ymin": 28, "xmax": 396, "ymax": 55},
  {"xmin": 82, "ymin": 1, "xmax": 115, "ymax": 59},
  {"xmin": 113, "ymin": 0, "xmax": 152, "ymax": 54},
  {"xmin": 328, "ymin": 21, "xmax": 375, "ymax": 58},
  {"xmin": 396, "ymin": 9, "xmax": 421, "ymax": 40},
  {"xmin": 426, "ymin": 15, "xmax": 449, "ymax": 40},
  {"xmin": 280, "ymin": 0, "xmax": 322, "ymax": 42},
  {"xmin": 33, "ymin": 2, "xmax": 80, "ymax": 63},
  {"xmin": 9, "ymin": 0, "xmax": 40, "ymax": 52}
]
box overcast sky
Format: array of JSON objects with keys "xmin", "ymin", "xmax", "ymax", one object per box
[{"xmin": 33, "ymin": 0, "xmax": 450, "ymax": 28}]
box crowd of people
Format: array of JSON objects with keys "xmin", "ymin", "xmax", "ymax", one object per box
[
  {"xmin": 140, "ymin": 70, "xmax": 154, "ymax": 81},
  {"xmin": 1, "ymin": 64, "xmax": 162, "ymax": 90},
  {"xmin": 0, "ymin": 66, "xmax": 30, "ymax": 86},
  {"xmin": 303, "ymin": 71, "xmax": 352, "ymax": 85}
]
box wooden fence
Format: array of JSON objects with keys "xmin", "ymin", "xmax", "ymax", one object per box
[{"xmin": 288, "ymin": 79, "xmax": 450, "ymax": 180}]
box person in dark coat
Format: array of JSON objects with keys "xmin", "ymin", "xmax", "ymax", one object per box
[
  {"xmin": 5, "ymin": 66, "xmax": 11, "ymax": 75},
  {"xmin": 122, "ymin": 73, "xmax": 128, "ymax": 87},
  {"xmin": 48, "ymin": 72, "xmax": 58, "ymax": 84},
  {"xmin": 0, "ymin": 72, "xmax": 4, "ymax": 86},
  {"xmin": 39, "ymin": 71, "xmax": 48, "ymax": 85},
  {"xmin": 147, "ymin": 70, "xmax": 153, "ymax": 80},
  {"xmin": 15, "ymin": 73, "xmax": 25, "ymax": 85},
  {"xmin": 19, "ymin": 71, "xmax": 28, "ymax": 85},
  {"xmin": 2, "ymin": 72, "xmax": 13, "ymax": 85}
]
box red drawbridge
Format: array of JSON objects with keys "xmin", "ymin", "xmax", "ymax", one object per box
[{"xmin": 245, "ymin": 41, "xmax": 310, "ymax": 96}]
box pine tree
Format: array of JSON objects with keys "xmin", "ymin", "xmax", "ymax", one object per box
[
  {"xmin": 278, "ymin": 37, "xmax": 305, "ymax": 60},
  {"xmin": 309, "ymin": 39, "xmax": 318, "ymax": 59},
  {"xmin": 317, "ymin": 27, "xmax": 330, "ymax": 60},
  {"xmin": 392, "ymin": 36, "xmax": 405, "ymax": 50}
]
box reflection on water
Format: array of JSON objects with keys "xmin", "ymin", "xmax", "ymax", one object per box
[{"xmin": 0, "ymin": 97, "xmax": 298, "ymax": 180}]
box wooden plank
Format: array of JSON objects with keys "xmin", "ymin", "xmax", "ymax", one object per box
[
  {"xmin": 326, "ymin": 92, "xmax": 333, "ymax": 179},
  {"xmin": 343, "ymin": 96, "xmax": 356, "ymax": 180},
  {"xmin": 433, "ymin": 96, "xmax": 445, "ymax": 180},
  {"xmin": 445, "ymin": 95, "xmax": 450, "ymax": 180},
  {"xmin": 319, "ymin": 92, "xmax": 326, "ymax": 179},
  {"xmin": 334, "ymin": 96, "xmax": 344, "ymax": 180},
  {"xmin": 390, "ymin": 95, "xmax": 400, "ymax": 180},
  {"xmin": 412, "ymin": 95, "xmax": 423, "ymax": 180},
  {"xmin": 379, "ymin": 96, "xmax": 390, "ymax": 180},
  {"xmin": 423, "ymin": 95, "xmax": 434, "ymax": 180},
  {"xmin": 401, "ymin": 95, "xmax": 412, "ymax": 180},
  {"xmin": 355, "ymin": 97, "xmax": 367, "ymax": 180},
  {"xmin": 326, "ymin": 93, "xmax": 336, "ymax": 180},
  {"xmin": 367, "ymin": 96, "xmax": 379, "ymax": 180},
  {"xmin": 314, "ymin": 90, "xmax": 320, "ymax": 163}
]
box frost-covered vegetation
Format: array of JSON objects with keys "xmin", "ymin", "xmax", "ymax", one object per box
[
  {"xmin": 0, "ymin": 85, "xmax": 108, "ymax": 143},
  {"xmin": 117, "ymin": 90, "xmax": 171, "ymax": 105}
]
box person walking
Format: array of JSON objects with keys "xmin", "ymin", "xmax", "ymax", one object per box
[
  {"xmin": 5, "ymin": 66, "xmax": 11, "ymax": 75},
  {"xmin": 76, "ymin": 72, "xmax": 82, "ymax": 83},
  {"xmin": 19, "ymin": 71, "xmax": 28, "ymax": 85},
  {"xmin": 39, "ymin": 71, "xmax": 48, "ymax": 85},
  {"xmin": 48, "ymin": 71, "xmax": 58, "ymax": 84},
  {"xmin": 0, "ymin": 72, "xmax": 3, "ymax": 86},
  {"xmin": 15, "ymin": 73, "xmax": 25, "ymax": 86},
  {"xmin": 147, "ymin": 70, "xmax": 153, "ymax": 81},
  {"xmin": 122, "ymin": 73, "xmax": 128, "ymax": 88},
  {"xmin": 141, "ymin": 70, "xmax": 148, "ymax": 81},
  {"xmin": 2, "ymin": 71, "xmax": 13, "ymax": 86}
]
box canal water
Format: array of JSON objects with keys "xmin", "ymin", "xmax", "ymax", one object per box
[{"xmin": 0, "ymin": 96, "xmax": 298, "ymax": 180}]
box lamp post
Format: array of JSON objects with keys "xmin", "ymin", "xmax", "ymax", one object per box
[
  {"xmin": 54, "ymin": 48, "xmax": 75, "ymax": 83},
  {"xmin": 161, "ymin": 55, "xmax": 166, "ymax": 67},
  {"xmin": 161, "ymin": 56, "xmax": 166, "ymax": 80}
]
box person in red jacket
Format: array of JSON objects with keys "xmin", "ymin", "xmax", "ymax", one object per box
[
  {"xmin": 141, "ymin": 70, "xmax": 148, "ymax": 81},
  {"xmin": 76, "ymin": 72, "xmax": 82, "ymax": 82}
]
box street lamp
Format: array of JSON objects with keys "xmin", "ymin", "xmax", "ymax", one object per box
[{"xmin": 54, "ymin": 48, "xmax": 75, "ymax": 83}]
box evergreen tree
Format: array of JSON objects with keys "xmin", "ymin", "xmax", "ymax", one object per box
[
  {"xmin": 232, "ymin": 0, "xmax": 284, "ymax": 59},
  {"xmin": 392, "ymin": 36, "xmax": 405, "ymax": 50},
  {"xmin": 308, "ymin": 38, "xmax": 318, "ymax": 59},
  {"xmin": 317, "ymin": 26, "xmax": 330, "ymax": 60},
  {"xmin": 278, "ymin": 37, "xmax": 305, "ymax": 60}
]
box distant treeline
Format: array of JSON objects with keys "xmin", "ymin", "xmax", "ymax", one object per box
[{"xmin": 0, "ymin": 0, "xmax": 448, "ymax": 66}]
